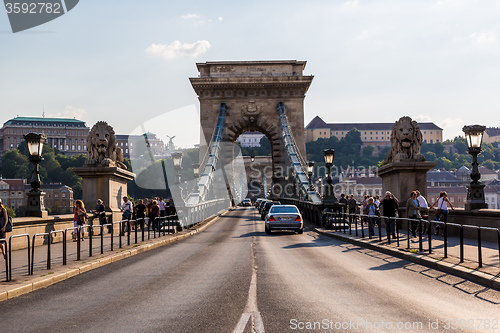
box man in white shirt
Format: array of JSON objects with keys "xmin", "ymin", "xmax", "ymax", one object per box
[
  {"xmin": 121, "ymin": 196, "xmax": 133, "ymax": 234},
  {"xmin": 415, "ymin": 190, "xmax": 429, "ymax": 233},
  {"xmin": 158, "ymin": 197, "xmax": 166, "ymax": 217}
]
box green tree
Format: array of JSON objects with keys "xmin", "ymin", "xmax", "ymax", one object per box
[{"xmin": 362, "ymin": 145, "xmax": 374, "ymax": 157}]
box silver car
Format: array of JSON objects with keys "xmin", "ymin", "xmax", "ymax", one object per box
[{"xmin": 265, "ymin": 205, "xmax": 303, "ymax": 234}]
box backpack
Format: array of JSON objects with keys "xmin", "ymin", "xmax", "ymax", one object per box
[{"xmin": 1, "ymin": 209, "xmax": 12, "ymax": 232}]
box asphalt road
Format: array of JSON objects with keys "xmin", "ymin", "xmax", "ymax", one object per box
[{"xmin": 2, "ymin": 207, "xmax": 499, "ymax": 333}]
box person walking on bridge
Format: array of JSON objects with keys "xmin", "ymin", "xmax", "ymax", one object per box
[
  {"xmin": 74, "ymin": 200, "xmax": 87, "ymax": 241},
  {"xmin": 379, "ymin": 191, "xmax": 398, "ymax": 239},
  {"xmin": 406, "ymin": 191, "xmax": 421, "ymax": 237},
  {"xmin": 0, "ymin": 199, "xmax": 9, "ymax": 259}
]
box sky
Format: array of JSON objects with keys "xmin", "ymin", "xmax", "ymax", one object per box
[{"xmin": 1, "ymin": 0, "xmax": 500, "ymax": 148}]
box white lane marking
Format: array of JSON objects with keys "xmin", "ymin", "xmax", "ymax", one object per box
[
  {"xmin": 234, "ymin": 313, "xmax": 251, "ymax": 333},
  {"xmin": 233, "ymin": 209, "xmax": 265, "ymax": 333}
]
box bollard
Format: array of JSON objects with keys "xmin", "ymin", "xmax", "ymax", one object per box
[
  {"xmin": 459, "ymin": 225, "xmax": 464, "ymax": 263},
  {"xmin": 477, "ymin": 227, "xmax": 482, "ymax": 268}
]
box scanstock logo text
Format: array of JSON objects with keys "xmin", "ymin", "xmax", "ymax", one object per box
[{"xmin": 4, "ymin": 0, "xmax": 79, "ymax": 33}]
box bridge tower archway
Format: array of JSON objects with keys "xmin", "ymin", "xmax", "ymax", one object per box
[{"xmin": 190, "ymin": 61, "xmax": 313, "ymax": 195}]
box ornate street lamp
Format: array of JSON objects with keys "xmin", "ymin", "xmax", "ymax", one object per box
[
  {"xmin": 463, "ymin": 125, "xmax": 488, "ymax": 210},
  {"xmin": 171, "ymin": 151, "xmax": 183, "ymax": 185},
  {"xmin": 307, "ymin": 161, "xmax": 315, "ymax": 191},
  {"xmin": 250, "ymin": 155, "xmax": 255, "ymax": 163},
  {"xmin": 192, "ymin": 163, "xmax": 200, "ymax": 192},
  {"xmin": 24, "ymin": 132, "xmax": 48, "ymax": 217},
  {"xmin": 322, "ymin": 149, "xmax": 337, "ymax": 204}
]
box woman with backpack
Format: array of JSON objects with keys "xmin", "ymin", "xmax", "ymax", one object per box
[
  {"xmin": 0, "ymin": 199, "xmax": 9, "ymax": 259},
  {"xmin": 73, "ymin": 200, "xmax": 87, "ymax": 241}
]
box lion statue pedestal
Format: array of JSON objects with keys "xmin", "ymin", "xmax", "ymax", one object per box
[
  {"xmin": 378, "ymin": 116, "xmax": 437, "ymax": 202},
  {"xmin": 73, "ymin": 121, "xmax": 135, "ymax": 223}
]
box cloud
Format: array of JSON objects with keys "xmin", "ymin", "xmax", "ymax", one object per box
[
  {"xmin": 342, "ymin": 0, "xmax": 359, "ymax": 9},
  {"xmin": 48, "ymin": 105, "xmax": 87, "ymax": 119},
  {"xmin": 218, "ymin": 16, "xmax": 223, "ymax": 22},
  {"xmin": 181, "ymin": 13, "xmax": 201, "ymax": 20},
  {"xmin": 440, "ymin": 118, "xmax": 465, "ymax": 140},
  {"xmin": 469, "ymin": 31, "xmax": 496, "ymax": 44},
  {"xmin": 146, "ymin": 40, "xmax": 211, "ymax": 60},
  {"xmin": 414, "ymin": 114, "xmax": 432, "ymax": 122}
]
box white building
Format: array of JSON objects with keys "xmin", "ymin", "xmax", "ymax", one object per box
[{"xmin": 236, "ymin": 131, "xmax": 265, "ymax": 147}]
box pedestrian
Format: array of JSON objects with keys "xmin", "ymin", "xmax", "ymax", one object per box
[
  {"xmin": 149, "ymin": 199, "xmax": 160, "ymax": 232},
  {"xmin": 121, "ymin": 196, "xmax": 133, "ymax": 234},
  {"xmin": 159, "ymin": 197, "xmax": 166, "ymax": 217},
  {"xmin": 363, "ymin": 197, "xmax": 378, "ymax": 237},
  {"xmin": 347, "ymin": 194, "xmax": 358, "ymax": 226},
  {"xmin": 415, "ymin": 190, "xmax": 429, "ymax": 233},
  {"xmin": 146, "ymin": 198, "xmax": 153, "ymax": 226},
  {"xmin": 73, "ymin": 200, "xmax": 87, "ymax": 241},
  {"xmin": 361, "ymin": 194, "xmax": 369, "ymax": 225},
  {"xmin": 0, "ymin": 199, "xmax": 9, "ymax": 259},
  {"xmin": 429, "ymin": 191, "xmax": 454, "ymax": 235},
  {"xmin": 374, "ymin": 195, "xmax": 380, "ymax": 207},
  {"xmin": 134, "ymin": 199, "xmax": 147, "ymax": 229},
  {"xmin": 93, "ymin": 199, "xmax": 106, "ymax": 235},
  {"xmin": 379, "ymin": 191, "xmax": 399, "ymax": 238},
  {"xmin": 406, "ymin": 191, "xmax": 421, "ymax": 237}
]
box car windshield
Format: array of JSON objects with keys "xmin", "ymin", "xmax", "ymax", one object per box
[{"xmin": 270, "ymin": 206, "xmax": 298, "ymax": 214}]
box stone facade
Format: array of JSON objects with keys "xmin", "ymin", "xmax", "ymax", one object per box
[{"xmin": 190, "ymin": 60, "xmax": 313, "ymax": 187}]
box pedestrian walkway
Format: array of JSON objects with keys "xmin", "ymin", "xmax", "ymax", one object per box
[
  {"xmin": 310, "ymin": 219, "xmax": 500, "ymax": 290},
  {"xmin": 0, "ymin": 215, "xmax": 221, "ymax": 300}
]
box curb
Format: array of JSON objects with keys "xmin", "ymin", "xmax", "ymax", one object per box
[
  {"xmin": 0, "ymin": 209, "xmax": 232, "ymax": 303},
  {"xmin": 312, "ymin": 227, "xmax": 500, "ymax": 291}
]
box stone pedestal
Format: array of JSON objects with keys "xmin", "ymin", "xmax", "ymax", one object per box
[
  {"xmin": 25, "ymin": 191, "xmax": 49, "ymax": 218},
  {"xmin": 73, "ymin": 166, "xmax": 136, "ymax": 222},
  {"xmin": 378, "ymin": 161, "xmax": 437, "ymax": 202},
  {"xmin": 465, "ymin": 183, "xmax": 489, "ymax": 210}
]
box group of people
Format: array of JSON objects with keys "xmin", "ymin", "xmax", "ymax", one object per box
[
  {"xmin": 71, "ymin": 196, "xmax": 176, "ymax": 240},
  {"xmin": 337, "ymin": 189, "xmax": 454, "ymax": 238}
]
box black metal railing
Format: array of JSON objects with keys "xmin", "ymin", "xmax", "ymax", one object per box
[
  {"xmin": 2, "ymin": 202, "xmax": 228, "ymax": 282},
  {"xmin": 323, "ymin": 211, "xmax": 500, "ymax": 268}
]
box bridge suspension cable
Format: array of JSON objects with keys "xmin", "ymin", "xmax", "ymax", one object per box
[
  {"xmin": 185, "ymin": 103, "xmax": 227, "ymax": 205},
  {"xmin": 277, "ymin": 102, "xmax": 322, "ymax": 204}
]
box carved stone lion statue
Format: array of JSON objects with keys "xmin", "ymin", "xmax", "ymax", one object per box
[
  {"xmin": 86, "ymin": 121, "xmax": 127, "ymax": 169},
  {"xmin": 384, "ymin": 116, "xmax": 425, "ymax": 163}
]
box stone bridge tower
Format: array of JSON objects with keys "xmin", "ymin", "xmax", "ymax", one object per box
[{"xmin": 190, "ymin": 60, "xmax": 313, "ymax": 188}]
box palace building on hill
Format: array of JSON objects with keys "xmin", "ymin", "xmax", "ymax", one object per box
[
  {"xmin": 0, "ymin": 116, "xmax": 89, "ymax": 155},
  {"xmin": 305, "ymin": 116, "xmax": 443, "ymax": 145}
]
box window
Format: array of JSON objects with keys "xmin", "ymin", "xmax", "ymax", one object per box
[
  {"xmin": 72, "ymin": 145, "xmax": 75, "ymax": 150},
  {"xmin": 78, "ymin": 145, "xmax": 81, "ymax": 151}
]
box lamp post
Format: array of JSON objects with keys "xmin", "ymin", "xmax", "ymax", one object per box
[
  {"xmin": 318, "ymin": 176, "xmax": 323, "ymax": 196},
  {"xmin": 322, "ymin": 149, "xmax": 337, "ymax": 204},
  {"xmin": 192, "ymin": 163, "xmax": 200, "ymax": 193},
  {"xmin": 24, "ymin": 132, "xmax": 48, "ymax": 217},
  {"xmin": 307, "ymin": 161, "xmax": 315, "ymax": 191},
  {"xmin": 171, "ymin": 151, "xmax": 184, "ymax": 205},
  {"xmin": 463, "ymin": 125, "xmax": 488, "ymax": 210},
  {"xmin": 250, "ymin": 155, "xmax": 255, "ymax": 163}
]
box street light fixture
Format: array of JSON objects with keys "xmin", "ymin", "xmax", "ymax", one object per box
[
  {"xmin": 171, "ymin": 151, "xmax": 183, "ymax": 185},
  {"xmin": 192, "ymin": 163, "xmax": 200, "ymax": 192},
  {"xmin": 250, "ymin": 155, "xmax": 255, "ymax": 163},
  {"xmin": 23, "ymin": 132, "xmax": 48, "ymax": 217},
  {"xmin": 307, "ymin": 161, "xmax": 315, "ymax": 191},
  {"xmin": 322, "ymin": 149, "xmax": 337, "ymax": 204},
  {"xmin": 463, "ymin": 125, "xmax": 488, "ymax": 210}
]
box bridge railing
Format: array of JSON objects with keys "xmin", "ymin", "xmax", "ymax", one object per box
[
  {"xmin": 1, "ymin": 202, "xmax": 230, "ymax": 282},
  {"xmin": 322, "ymin": 210, "xmax": 500, "ymax": 268}
]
